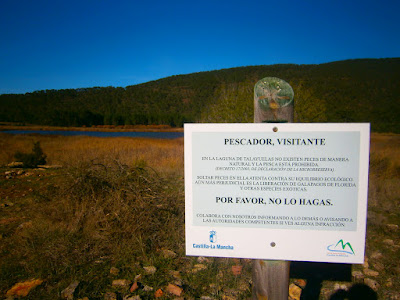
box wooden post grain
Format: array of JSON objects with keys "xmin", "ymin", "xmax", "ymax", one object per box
[
  {"xmin": 252, "ymin": 77, "xmax": 294, "ymax": 300},
  {"xmin": 252, "ymin": 260, "xmax": 290, "ymax": 300}
]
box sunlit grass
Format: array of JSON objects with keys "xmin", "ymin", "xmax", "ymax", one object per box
[
  {"xmin": 0, "ymin": 133, "xmax": 184, "ymax": 176},
  {"xmin": 0, "ymin": 132, "xmax": 399, "ymax": 299},
  {"xmin": 368, "ymin": 133, "xmax": 400, "ymax": 208},
  {"xmin": 0, "ymin": 133, "xmax": 186, "ymax": 299}
]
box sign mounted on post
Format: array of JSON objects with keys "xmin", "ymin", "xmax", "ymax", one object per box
[{"xmin": 185, "ymin": 123, "xmax": 370, "ymax": 264}]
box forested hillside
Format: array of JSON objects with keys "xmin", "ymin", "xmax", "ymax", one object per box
[{"xmin": 1, "ymin": 58, "xmax": 399, "ymax": 132}]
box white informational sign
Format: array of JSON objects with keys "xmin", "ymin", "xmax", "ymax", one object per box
[{"xmin": 185, "ymin": 123, "xmax": 370, "ymax": 264}]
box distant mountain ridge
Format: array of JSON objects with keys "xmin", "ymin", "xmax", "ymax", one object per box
[{"xmin": 1, "ymin": 58, "xmax": 399, "ymax": 132}]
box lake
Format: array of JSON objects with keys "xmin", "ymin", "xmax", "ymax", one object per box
[{"xmin": 2, "ymin": 130, "xmax": 184, "ymax": 139}]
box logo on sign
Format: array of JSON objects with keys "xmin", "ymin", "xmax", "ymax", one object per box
[
  {"xmin": 209, "ymin": 230, "xmax": 217, "ymax": 243},
  {"xmin": 327, "ymin": 239, "xmax": 355, "ymax": 256},
  {"xmin": 192, "ymin": 230, "xmax": 233, "ymax": 250}
]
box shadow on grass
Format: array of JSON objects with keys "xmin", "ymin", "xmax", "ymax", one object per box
[
  {"xmin": 290, "ymin": 262, "xmax": 351, "ymax": 300},
  {"xmin": 290, "ymin": 262, "xmax": 378, "ymax": 299}
]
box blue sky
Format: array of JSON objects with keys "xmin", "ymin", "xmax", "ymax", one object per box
[{"xmin": 1, "ymin": 0, "xmax": 399, "ymax": 94}]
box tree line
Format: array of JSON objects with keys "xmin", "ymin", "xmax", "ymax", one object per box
[{"xmin": 0, "ymin": 58, "xmax": 399, "ymax": 132}]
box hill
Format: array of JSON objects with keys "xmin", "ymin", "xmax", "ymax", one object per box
[{"xmin": 1, "ymin": 58, "xmax": 399, "ymax": 132}]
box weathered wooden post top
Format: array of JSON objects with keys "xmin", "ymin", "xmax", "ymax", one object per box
[{"xmin": 254, "ymin": 77, "xmax": 294, "ymax": 123}]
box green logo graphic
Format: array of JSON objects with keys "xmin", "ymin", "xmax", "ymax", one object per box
[{"xmin": 327, "ymin": 239, "xmax": 355, "ymax": 255}]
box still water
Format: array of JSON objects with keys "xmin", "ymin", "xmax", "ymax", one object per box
[{"xmin": 3, "ymin": 130, "xmax": 183, "ymax": 139}]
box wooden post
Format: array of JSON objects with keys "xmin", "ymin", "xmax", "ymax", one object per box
[
  {"xmin": 252, "ymin": 77, "xmax": 294, "ymax": 300},
  {"xmin": 253, "ymin": 260, "xmax": 290, "ymax": 300}
]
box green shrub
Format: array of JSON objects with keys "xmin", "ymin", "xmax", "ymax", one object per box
[{"xmin": 14, "ymin": 141, "xmax": 47, "ymax": 168}]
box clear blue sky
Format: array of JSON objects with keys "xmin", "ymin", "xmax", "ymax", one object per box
[{"xmin": 1, "ymin": 0, "xmax": 399, "ymax": 94}]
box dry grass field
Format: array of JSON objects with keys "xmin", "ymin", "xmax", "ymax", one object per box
[
  {"xmin": 0, "ymin": 132, "xmax": 399, "ymax": 299},
  {"xmin": 0, "ymin": 133, "xmax": 184, "ymax": 176}
]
